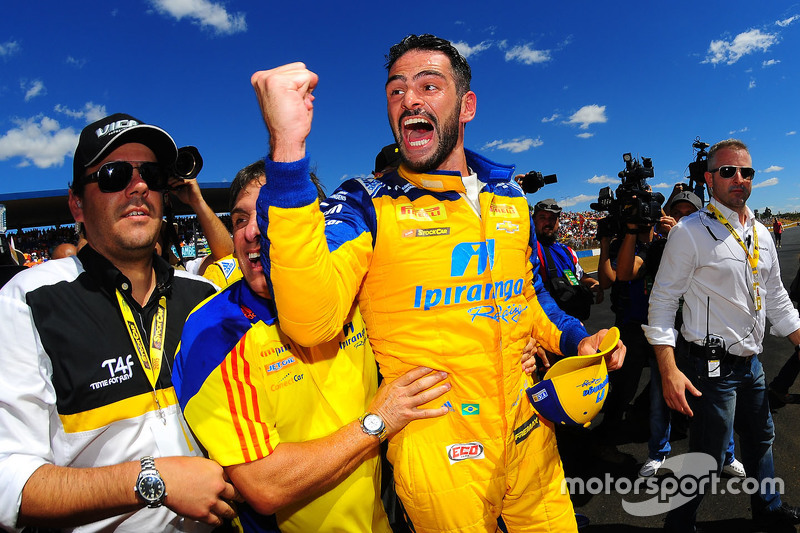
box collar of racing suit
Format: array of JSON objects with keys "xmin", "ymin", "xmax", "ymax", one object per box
[{"xmin": 396, "ymin": 149, "xmax": 516, "ymax": 193}]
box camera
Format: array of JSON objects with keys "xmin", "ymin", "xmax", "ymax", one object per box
[
  {"xmin": 518, "ymin": 170, "xmax": 557, "ymax": 194},
  {"xmin": 687, "ymin": 138, "xmax": 709, "ymax": 202},
  {"xmin": 591, "ymin": 152, "xmax": 664, "ymax": 228},
  {"xmin": 172, "ymin": 146, "xmax": 203, "ymax": 180}
]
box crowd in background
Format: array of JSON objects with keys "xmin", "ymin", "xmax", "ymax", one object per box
[{"xmin": 5, "ymin": 209, "xmax": 794, "ymax": 265}]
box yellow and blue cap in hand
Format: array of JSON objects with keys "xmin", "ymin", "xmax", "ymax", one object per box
[{"xmin": 526, "ymin": 327, "xmax": 619, "ymax": 427}]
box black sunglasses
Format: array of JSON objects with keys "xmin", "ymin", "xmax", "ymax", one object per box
[
  {"xmin": 709, "ymin": 165, "xmax": 755, "ymax": 181},
  {"xmin": 83, "ymin": 161, "xmax": 169, "ymax": 193}
]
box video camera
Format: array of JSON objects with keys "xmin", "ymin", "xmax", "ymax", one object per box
[
  {"xmin": 687, "ymin": 138, "xmax": 709, "ymax": 202},
  {"xmin": 171, "ymin": 146, "xmax": 203, "ymax": 181},
  {"xmin": 590, "ymin": 152, "xmax": 664, "ymax": 229},
  {"xmin": 518, "ymin": 170, "xmax": 557, "ymax": 194}
]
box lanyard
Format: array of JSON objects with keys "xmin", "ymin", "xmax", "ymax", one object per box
[
  {"xmin": 707, "ymin": 204, "xmax": 762, "ymax": 311},
  {"xmin": 115, "ymin": 290, "xmax": 169, "ymax": 418}
]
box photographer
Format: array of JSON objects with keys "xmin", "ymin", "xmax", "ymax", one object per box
[
  {"xmin": 533, "ymin": 198, "xmax": 602, "ymax": 322},
  {"xmin": 595, "ymin": 195, "xmax": 660, "ymax": 460},
  {"xmin": 162, "ymin": 173, "xmax": 234, "ymax": 279}
]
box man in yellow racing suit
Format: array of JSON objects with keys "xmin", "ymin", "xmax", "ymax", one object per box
[{"xmin": 250, "ymin": 34, "xmax": 624, "ymax": 533}]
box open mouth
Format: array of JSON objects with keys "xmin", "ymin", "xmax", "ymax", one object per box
[
  {"xmin": 247, "ymin": 251, "xmax": 261, "ymax": 270},
  {"xmin": 403, "ymin": 116, "xmax": 434, "ymax": 148}
]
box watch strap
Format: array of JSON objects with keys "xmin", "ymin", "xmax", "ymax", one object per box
[{"xmin": 140, "ymin": 456, "xmax": 157, "ymax": 471}]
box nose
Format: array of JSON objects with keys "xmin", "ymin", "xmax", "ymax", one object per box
[
  {"xmin": 127, "ymin": 166, "xmax": 151, "ymax": 195},
  {"xmin": 245, "ymin": 214, "xmax": 260, "ymax": 241},
  {"xmin": 401, "ymin": 87, "xmax": 422, "ymax": 110}
]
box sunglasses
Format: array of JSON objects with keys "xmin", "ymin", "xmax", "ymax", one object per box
[
  {"xmin": 83, "ymin": 161, "xmax": 169, "ymax": 193},
  {"xmin": 709, "ymin": 165, "xmax": 755, "ymax": 180}
]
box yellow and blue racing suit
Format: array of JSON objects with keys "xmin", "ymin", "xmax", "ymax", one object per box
[
  {"xmin": 174, "ymin": 280, "xmax": 389, "ymax": 533},
  {"xmin": 256, "ymin": 150, "xmax": 588, "ymax": 532}
]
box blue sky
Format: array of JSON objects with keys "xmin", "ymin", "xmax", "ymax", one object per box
[{"xmin": 1, "ymin": 1, "xmax": 799, "ymax": 216}]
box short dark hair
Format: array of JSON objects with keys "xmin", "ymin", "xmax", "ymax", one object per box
[
  {"xmin": 385, "ymin": 34, "xmax": 471, "ymax": 97},
  {"xmin": 229, "ymin": 160, "xmax": 265, "ymax": 212},
  {"xmin": 229, "ymin": 159, "xmax": 327, "ymax": 212},
  {"xmin": 708, "ymin": 139, "xmax": 749, "ymax": 169}
]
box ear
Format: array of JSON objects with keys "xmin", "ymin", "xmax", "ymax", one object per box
[
  {"xmin": 68, "ymin": 190, "xmax": 85, "ymax": 223},
  {"xmin": 460, "ymin": 91, "xmax": 477, "ymax": 124},
  {"xmin": 704, "ymin": 172, "xmax": 714, "ymax": 196}
]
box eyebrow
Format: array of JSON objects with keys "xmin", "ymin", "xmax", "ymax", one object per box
[{"xmin": 385, "ymin": 69, "xmax": 447, "ymax": 88}]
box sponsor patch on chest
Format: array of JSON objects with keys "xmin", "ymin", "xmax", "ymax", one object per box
[
  {"xmin": 396, "ymin": 203, "xmax": 447, "ymax": 222},
  {"xmin": 488, "ymin": 203, "xmax": 520, "ymax": 218}
]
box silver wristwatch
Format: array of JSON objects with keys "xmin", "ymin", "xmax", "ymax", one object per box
[
  {"xmin": 359, "ymin": 412, "xmax": 387, "ymax": 441},
  {"xmin": 134, "ymin": 456, "xmax": 166, "ymax": 508}
]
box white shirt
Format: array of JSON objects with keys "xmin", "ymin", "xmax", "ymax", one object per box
[{"xmin": 643, "ymin": 198, "xmax": 800, "ymax": 356}]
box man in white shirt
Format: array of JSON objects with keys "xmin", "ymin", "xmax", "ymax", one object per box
[{"xmin": 643, "ymin": 139, "xmax": 800, "ymax": 531}]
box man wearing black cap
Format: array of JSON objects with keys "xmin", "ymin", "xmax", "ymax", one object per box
[
  {"xmin": 533, "ymin": 198, "xmax": 602, "ymax": 322},
  {"xmin": 0, "ymin": 113, "xmax": 238, "ymax": 532}
]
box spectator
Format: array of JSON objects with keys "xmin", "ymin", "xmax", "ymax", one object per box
[
  {"xmin": 52, "ymin": 242, "xmax": 78, "ymax": 259},
  {"xmin": 164, "ymin": 175, "xmax": 233, "ymax": 275},
  {"xmin": 0, "ymin": 113, "xmax": 237, "ymax": 531},
  {"xmin": 773, "ymin": 217, "xmax": 783, "ymax": 248}
]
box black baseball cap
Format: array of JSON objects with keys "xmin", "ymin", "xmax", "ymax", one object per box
[
  {"xmin": 72, "ymin": 113, "xmax": 177, "ymax": 191},
  {"xmin": 667, "ymin": 191, "xmax": 702, "ymax": 212},
  {"xmin": 534, "ymin": 198, "xmax": 562, "ymax": 214}
]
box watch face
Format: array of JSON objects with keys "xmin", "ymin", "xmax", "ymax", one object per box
[
  {"xmin": 137, "ymin": 474, "xmax": 165, "ymax": 502},
  {"xmin": 364, "ymin": 414, "xmax": 383, "ymax": 432}
]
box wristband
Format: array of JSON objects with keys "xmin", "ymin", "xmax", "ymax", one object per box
[{"xmin": 625, "ymin": 227, "xmax": 639, "ymax": 235}]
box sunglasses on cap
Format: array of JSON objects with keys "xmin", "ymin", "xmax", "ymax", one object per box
[
  {"xmin": 534, "ymin": 202, "xmax": 561, "ymax": 212},
  {"xmin": 709, "ymin": 165, "xmax": 755, "ymax": 181},
  {"xmin": 83, "ymin": 161, "xmax": 169, "ymax": 193}
]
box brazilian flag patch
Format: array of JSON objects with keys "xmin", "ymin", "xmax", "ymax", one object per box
[{"xmin": 461, "ymin": 403, "xmax": 480, "ymax": 415}]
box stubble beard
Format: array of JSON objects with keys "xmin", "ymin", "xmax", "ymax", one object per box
[{"xmin": 393, "ymin": 109, "xmax": 460, "ymax": 173}]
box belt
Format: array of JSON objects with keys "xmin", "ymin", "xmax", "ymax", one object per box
[{"xmin": 687, "ymin": 342, "xmax": 754, "ymax": 367}]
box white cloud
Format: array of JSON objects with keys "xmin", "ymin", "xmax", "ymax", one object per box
[
  {"xmin": 541, "ymin": 113, "xmax": 560, "ymax": 123},
  {"xmin": 776, "ymin": 15, "xmax": 799, "ymax": 27},
  {"xmin": 576, "ymin": 132, "xmax": 594, "ymax": 139},
  {"xmin": 703, "ymin": 29, "xmax": 778, "ymax": 65},
  {"xmin": 652, "ymin": 182, "xmax": 671, "ymax": 189},
  {"xmin": 452, "ymin": 40, "xmax": 491, "ymax": 59},
  {"xmin": 54, "ymin": 102, "xmax": 108, "ymax": 123},
  {"xmin": 150, "ymin": 0, "xmax": 246, "ymax": 35},
  {"xmin": 559, "ymin": 194, "xmax": 594, "ymax": 208},
  {"xmin": 482, "ymin": 137, "xmax": 543, "ymax": 153},
  {"xmin": 566, "ymin": 104, "xmax": 607, "ymax": 129},
  {"xmin": 753, "ymin": 177, "xmax": 778, "ymax": 189},
  {"xmin": 504, "ymin": 44, "xmax": 551, "ymax": 65},
  {"xmin": 762, "ymin": 165, "xmax": 783, "ymax": 173},
  {"xmin": 66, "ymin": 56, "xmax": 87, "ymax": 68},
  {"xmin": 762, "ymin": 59, "xmax": 780, "ymax": 67},
  {"xmin": 587, "ymin": 174, "xmax": 618, "ymax": 185},
  {"xmin": 0, "ymin": 116, "xmax": 79, "ymax": 168},
  {"xmin": 748, "ymin": 79, "xmax": 756, "ymax": 89},
  {"xmin": 729, "ymin": 126, "xmax": 749, "ymax": 135},
  {"xmin": 22, "ymin": 80, "xmax": 46, "ymax": 101},
  {"xmin": 0, "ymin": 40, "xmax": 21, "ymax": 58},
  {"xmin": 787, "ymin": 131, "xmax": 797, "ymax": 136}
]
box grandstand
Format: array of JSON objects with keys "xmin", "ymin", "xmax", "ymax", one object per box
[{"xmin": 0, "ymin": 183, "xmax": 232, "ymax": 259}]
